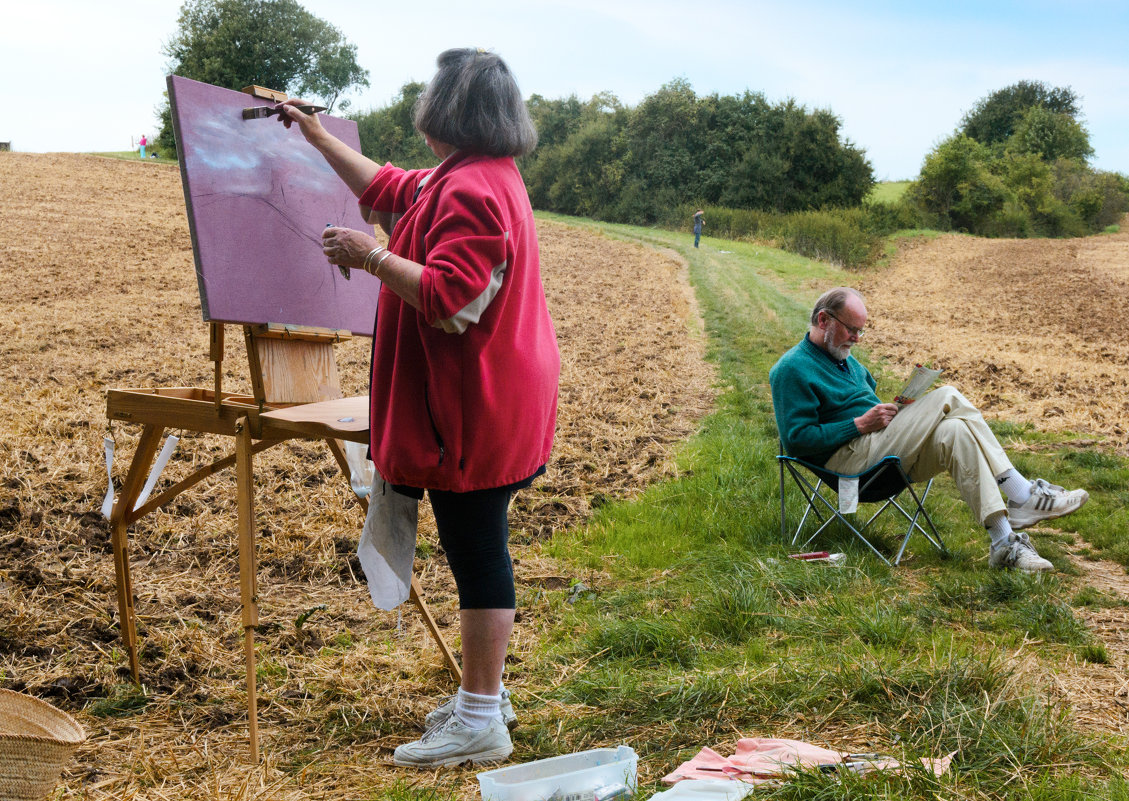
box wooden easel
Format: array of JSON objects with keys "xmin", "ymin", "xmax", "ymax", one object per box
[{"xmin": 106, "ymin": 313, "xmax": 461, "ymax": 764}]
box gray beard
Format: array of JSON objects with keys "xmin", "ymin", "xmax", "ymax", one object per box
[{"xmin": 823, "ymin": 328, "xmax": 850, "ymax": 361}]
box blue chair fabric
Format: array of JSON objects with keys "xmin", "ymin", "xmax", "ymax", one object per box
[{"xmin": 777, "ymin": 448, "xmax": 946, "ymax": 566}]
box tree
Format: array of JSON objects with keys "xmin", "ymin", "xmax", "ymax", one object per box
[
  {"xmin": 352, "ymin": 82, "xmax": 436, "ymax": 169},
  {"xmin": 906, "ymin": 135, "xmax": 1008, "ymax": 233},
  {"xmin": 959, "ymin": 80, "xmax": 1080, "ymax": 147},
  {"xmin": 520, "ymin": 80, "xmax": 874, "ymax": 222},
  {"xmin": 1007, "ymin": 105, "xmax": 1093, "ymax": 162},
  {"xmin": 624, "ymin": 79, "xmax": 704, "ymax": 207},
  {"xmin": 908, "ymin": 81, "xmax": 1124, "ymax": 237},
  {"xmin": 522, "ymin": 93, "xmax": 625, "ymax": 214},
  {"xmin": 157, "ymin": 0, "xmax": 368, "ymax": 154}
]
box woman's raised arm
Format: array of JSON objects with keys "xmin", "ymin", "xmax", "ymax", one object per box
[{"xmin": 277, "ymin": 100, "xmax": 383, "ymax": 199}]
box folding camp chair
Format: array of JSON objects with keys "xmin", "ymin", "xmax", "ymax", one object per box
[{"xmin": 777, "ymin": 446, "xmax": 946, "ymax": 566}]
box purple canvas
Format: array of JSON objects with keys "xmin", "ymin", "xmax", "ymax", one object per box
[{"xmin": 168, "ymin": 75, "xmax": 380, "ymax": 336}]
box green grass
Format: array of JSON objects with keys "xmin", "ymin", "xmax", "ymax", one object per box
[
  {"xmin": 524, "ymin": 213, "xmax": 1129, "ymax": 800},
  {"xmin": 867, "ymin": 180, "xmax": 912, "ymax": 203},
  {"xmin": 91, "ymin": 150, "xmax": 178, "ymax": 165},
  {"xmin": 86, "ymin": 683, "xmax": 150, "ymax": 718}
]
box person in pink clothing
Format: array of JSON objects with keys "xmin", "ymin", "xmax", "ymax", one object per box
[
  {"xmin": 278, "ymin": 48, "xmax": 558, "ymax": 768},
  {"xmin": 138, "ymin": 134, "xmax": 147, "ymax": 159}
]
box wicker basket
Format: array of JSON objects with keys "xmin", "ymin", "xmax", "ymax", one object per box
[{"xmin": 0, "ymin": 690, "xmax": 86, "ymax": 801}]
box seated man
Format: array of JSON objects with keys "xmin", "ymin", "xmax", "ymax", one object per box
[{"xmin": 769, "ymin": 287, "xmax": 1088, "ymax": 572}]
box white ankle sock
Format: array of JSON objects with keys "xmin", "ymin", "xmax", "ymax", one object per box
[
  {"xmin": 453, "ymin": 688, "xmax": 501, "ymax": 730},
  {"xmin": 997, "ymin": 469, "xmax": 1031, "ymax": 504},
  {"xmin": 986, "ymin": 511, "xmax": 1013, "ymax": 550}
]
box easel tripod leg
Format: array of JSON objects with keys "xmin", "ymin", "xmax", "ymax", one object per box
[
  {"xmin": 410, "ymin": 575, "xmax": 462, "ymax": 683},
  {"xmin": 109, "ymin": 424, "xmax": 165, "ymax": 682},
  {"xmin": 235, "ymin": 416, "xmax": 260, "ymax": 763},
  {"xmin": 324, "ymin": 438, "xmax": 353, "ymax": 483}
]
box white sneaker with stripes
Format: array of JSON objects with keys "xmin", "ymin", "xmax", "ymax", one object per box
[
  {"xmin": 989, "ymin": 532, "xmax": 1054, "ymax": 572},
  {"xmin": 1007, "ymin": 478, "xmax": 1088, "ymax": 529},
  {"xmin": 393, "ymin": 716, "xmax": 512, "ymax": 768}
]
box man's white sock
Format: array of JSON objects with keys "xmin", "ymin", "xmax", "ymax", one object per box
[
  {"xmin": 453, "ymin": 688, "xmax": 502, "ymax": 730},
  {"xmin": 987, "ymin": 511, "xmax": 1013, "ymax": 550},
  {"xmin": 997, "ymin": 469, "xmax": 1031, "ymax": 504}
]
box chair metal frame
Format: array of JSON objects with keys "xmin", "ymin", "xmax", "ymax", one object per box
[{"xmin": 777, "ymin": 448, "xmax": 946, "ymax": 566}]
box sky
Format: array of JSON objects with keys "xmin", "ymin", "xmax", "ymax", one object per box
[{"xmin": 3, "ymin": 0, "xmax": 1127, "ymax": 180}]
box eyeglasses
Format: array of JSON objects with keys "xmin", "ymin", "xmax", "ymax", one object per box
[{"xmin": 823, "ymin": 309, "xmax": 865, "ymax": 338}]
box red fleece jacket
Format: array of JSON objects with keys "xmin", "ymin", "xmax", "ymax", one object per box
[{"xmin": 357, "ymin": 151, "xmax": 559, "ymax": 492}]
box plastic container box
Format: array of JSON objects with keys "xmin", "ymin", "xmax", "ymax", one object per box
[{"xmin": 478, "ymin": 745, "xmax": 638, "ymax": 801}]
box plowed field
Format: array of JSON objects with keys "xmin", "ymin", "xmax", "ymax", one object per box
[
  {"xmin": 861, "ymin": 230, "xmax": 1129, "ymax": 453},
  {"xmin": 0, "ymin": 152, "xmax": 714, "ymax": 798}
]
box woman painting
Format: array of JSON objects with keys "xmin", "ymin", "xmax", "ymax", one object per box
[{"xmin": 278, "ymin": 48, "xmax": 559, "ymax": 768}]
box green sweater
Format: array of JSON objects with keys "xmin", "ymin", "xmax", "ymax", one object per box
[{"xmin": 769, "ymin": 335, "xmax": 880, "ymax": 465}]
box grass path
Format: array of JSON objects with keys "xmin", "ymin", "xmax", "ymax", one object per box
[{"xmin": 509, "ymin": 216, "xmax": 1129, "ymax": 801}]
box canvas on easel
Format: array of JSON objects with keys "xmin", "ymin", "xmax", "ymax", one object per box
[
  {"xmin": 168, "ymin": 74, "xmax": 380, "ymax": 334},
  {"xmin": 104, "ymin": 77, "xmax": 459, "ymax": 764}
]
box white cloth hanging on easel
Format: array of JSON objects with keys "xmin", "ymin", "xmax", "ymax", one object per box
[
  {"xmin": 101, "ymin": 433, "xmax": 180, "ymax": 519},
  {"xmin": 101, "ymin": 436, "xmax": 116, "ymax": 519},
  {"xmin": 356, "ymin": 472, "xmax": 418, "ymax": 610}
]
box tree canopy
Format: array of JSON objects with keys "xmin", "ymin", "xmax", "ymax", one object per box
[
  {"xmin": 156, "ymin": 0, "xmax": 368, "ymax": 155},
  {"xmin": 959, "ymin": 80, "xmax": 1081, "ymax": 148},
  {"xmin": 351, "ymin": 82, "xmax": 435, "ymax": 170},
  {"xmin": 163, "ymin": 0, "xmax": 368, "ymax": 110},
  {"xmin": 907, "ymin": 80, "xmax": 1125, "ymax": 237},
  {"xmin": 525, "ymin": 81, "xmax": 873, "ymax": 223},
  {"xmin": 352, "ymin": 79, "xmax": 875, "ymax": 224},
  {"xmin": 163, "ymin": 0, "xmax": 368, "ymax": 109}
]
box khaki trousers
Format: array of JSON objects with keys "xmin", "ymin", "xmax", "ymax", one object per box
[{"xmin": 823, "ymin": 385, "xmax": 1012, "ymax": 525}]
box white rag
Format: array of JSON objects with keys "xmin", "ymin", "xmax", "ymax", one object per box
[
  {"xmin": 649, "ymin": 781, "xmax": 754, "ymax": 800},
  {"xmin": 838, "ymin": 476, "xmax": 859, "ymax": 514},
  {"xmin": 356, "ymin": 473, "xmax": 418, "ymax": 610}
]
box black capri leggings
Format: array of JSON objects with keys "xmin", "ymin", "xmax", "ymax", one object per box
[{"xmin": 428, "ymin": 485, "xmax": 516, "ymax": 610}]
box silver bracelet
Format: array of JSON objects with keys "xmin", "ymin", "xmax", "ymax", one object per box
[
  {"xmin": 374, "ymin": 249, "xmax": 394, "ymax": 277},
  {"xmin": 362, "ymin": 246, "xmax": 385, "ymax": 275}
]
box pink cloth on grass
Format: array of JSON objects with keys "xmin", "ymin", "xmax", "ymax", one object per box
[{"xmin": 663, "ymin": 738, "xmax": 954, "ymax": 785}]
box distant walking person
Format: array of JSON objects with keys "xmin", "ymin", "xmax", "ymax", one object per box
[
  {"xmin": 692, "ymin": 209, "xmax": 704, "ymax": 248},
  {"xmin": 139, "ymin": 135, "xmax": 147, "ymax": 159}
]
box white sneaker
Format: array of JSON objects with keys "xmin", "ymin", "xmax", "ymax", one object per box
[
  {"xmin": 424, "ymin": 689, "xmax": 518, "ymax": 731},
  {"xmin": 392, "ymin": 716, "xmax": 513, "ymax": 768},
  {"xmin": 1007, "ymin": 479, "xmax": 1088, "ymax": 529},
  {"xmin": 989, "ymin": 532, "xmax": 1054, "ymax": 572}
]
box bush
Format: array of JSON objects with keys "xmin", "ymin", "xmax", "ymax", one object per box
[
  {"xmin": 669, "ymin": 203, "xmax": 885, "ymax": 268},
  {"xmin": 668, "ymin": 205, "xmax": 771, "ymax": 240},
  {"xmin": 1053, "ymin": 160, "xmax": 1129, "ymax": 230},
  {"xmin": 905, "ymin": 135, "xmax": 1129, "ymax": 238},
  {"xmin": 860, "ymin": 199, "xmax": 925, "ymax": 233},
  {"xmin": 779, "ymin": 209, "xmax": 877, "ymax": 268},
  {"xmin": 905, "ymin": 135, "xmax": 1009, "ymax": 233}
]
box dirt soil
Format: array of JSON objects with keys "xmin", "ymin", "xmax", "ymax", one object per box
[
  {"xmin": 0, "ymin": 153, "xmax": 714, "ymax": 799},
  {"xmin": 861, "ymin": 231, "xmax": 1129, "ymax": 452}
]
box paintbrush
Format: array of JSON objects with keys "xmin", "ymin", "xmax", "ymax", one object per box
[{"xmin": 241, "ymin": 104, "xmax": 326, "ymax": 120}]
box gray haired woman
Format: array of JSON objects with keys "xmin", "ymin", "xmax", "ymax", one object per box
[{"xmin": 280, "ymin": 48, "xmax": 559, "ymax": 768}]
